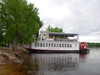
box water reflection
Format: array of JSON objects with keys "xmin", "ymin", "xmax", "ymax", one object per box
[
  {"xmin": 30, "ymin": 54, "xmax": 81, "ymax": 75},
  {"xmin": 0, "ymin": 53, "xmax": 88, "ymax": 75},
  {"xmin": 79, "ymin": 54, "xmax": 88, "ymax": 63}
]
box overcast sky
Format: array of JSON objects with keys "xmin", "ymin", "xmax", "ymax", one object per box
[{"xmin": 27, "ymin": 0, "xmax": 100, "ymax": 42}]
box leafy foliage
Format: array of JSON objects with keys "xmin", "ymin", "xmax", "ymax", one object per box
[
  {"xmin": 87, "ymin": 42, "xmax": 100, "ymax": 48},
  {"xmin": 0, "ymin": 0, "xmax": 43, "ymax": 50},
  {"xmin": 46, "ymin": 25, "xmax": 63, "ymax": 32}
]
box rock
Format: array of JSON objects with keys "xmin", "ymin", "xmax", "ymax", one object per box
[
  {"xmin": 0, "ymin": 51, "xmax": 23, "ymax": 64},
  {"xmin": 14, "ymin": 53, "xmax": 21, "ymax": 59},
  {"xmin": 0, "ymin": 56, "xmax": 5, "ymax": 62},
  {"xmin": 2, "ymin": 52, "xmax": 9, "ymax": 60},
  {"xmin": 9, "ymin": 56, "xmax": 23, "ymax": 64}
]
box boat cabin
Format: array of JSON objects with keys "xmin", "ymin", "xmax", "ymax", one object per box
[{"xmin": 39, "ymin": 31, "xmax": 79, "ymax": 42}]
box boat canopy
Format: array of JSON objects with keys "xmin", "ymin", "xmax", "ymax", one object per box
[{"xmin": 48, "ymin": 32, "xmax": 78, "ymax": 37}]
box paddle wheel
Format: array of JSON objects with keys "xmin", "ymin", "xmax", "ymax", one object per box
[{"xmin": 79, "ymin": 42, "xmax": 89, "ymax": 54}]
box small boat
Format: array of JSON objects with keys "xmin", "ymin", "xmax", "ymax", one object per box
[{"xmin": 25, "ymin": 31, "xmax": 89, "ymax": 54}]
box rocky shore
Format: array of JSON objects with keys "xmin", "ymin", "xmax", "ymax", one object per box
[{"xmin": 0, "ymin": 47, "xmax": 28, "ymax": 65}]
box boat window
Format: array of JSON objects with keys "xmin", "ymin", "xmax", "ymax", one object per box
[
  {"xmin": 43, "ymin": 43, "xmax": 45, "ymax": 47},
  {"xmin": 62, "ymin": 44, "xmax": 64, "ymax": 47},
  {"xmin": 75, "ymin": 44, "xmax": 77, "ymax": 46},
  {"xmin": 67, "ymin": 44, "xmax": 69, "ymax": 47},
  {"xmin": 38, "ymin": 43, "xmax": 39, "ymax": 46},
  {"xmin": 40, "ymin": 43, "xmax": 42, "ymax": 47},
  {"xmin": 54, "ymin": 43, "xmax": 56, "ymax": 47},
  {"xmin": 46, "ymin": 43, "xmax": 48, "ymax": 47},
  {"xmin": 49, "ymin": 43, "xmax": 50, "ymax": 47},
  {"xmin": 35, "ymin": 43, "xmax": 37, "ymax": 47},
  {"xmin": 59, "ymin": 44, "xmax": 61, "ymax": 47},
  {"xmin": 70, "ymin": 44, "xmax": 72, "ymax": 47},
  {"xmin": 57, "ymin": 44, "xmax": 58, "ymax": 47},
  {"xmin": 51, "ymin": 43, "xmax": 53, "ymax": 47},
  {"xmin": 65, "ymin": 44, "xmax": 66, "ymax": 47}
]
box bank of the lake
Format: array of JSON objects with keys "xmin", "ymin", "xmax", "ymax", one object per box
[
  {"xmin": 0, "ymin": 47, "xmax": 28, "ymax": 65},
  {"xmin": 0, "ymin": 47, "xmax": 32, "ymax": 75}
]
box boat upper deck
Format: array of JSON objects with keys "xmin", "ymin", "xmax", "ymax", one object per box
[
  {"xmin": 39, "ymin": 31, "xmax": 79, "ymax": 42},
  {"xmin": 49, "ymin": 32, "xmax": 78, "ymax": 37}
]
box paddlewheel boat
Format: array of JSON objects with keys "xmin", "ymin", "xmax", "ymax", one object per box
[{"xmin": 26, "ymin": 31, "xmax": 89, "ymax": 54}]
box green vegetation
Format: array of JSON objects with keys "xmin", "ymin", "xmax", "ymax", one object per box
[
  {"xmin": 0, "ymin": 0, "xmax": 43, "ymax": 50},
  {"xmin": 46, "ymin": 25, "xmax": 63, "ymax": 32},
  {"xmin": 87, "ymin": 42, "xmax": 100, "ymax": 48}
]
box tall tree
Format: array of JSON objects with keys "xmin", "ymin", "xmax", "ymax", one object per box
[
  {"xmin": 0, "ymin": 0, "xmax": 43, "ymax": 50},
  {"xmin": 46, "ymin": 25, "xmax": 63, "ymax": 32},
  {"xmin": 0, "ymin": 26, "xmax": 4, "ymax": 46}
]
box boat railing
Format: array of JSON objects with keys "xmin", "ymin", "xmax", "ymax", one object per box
[{"xmin": 41, "ymin": 38, "xmax": 78, "ymax": 42}]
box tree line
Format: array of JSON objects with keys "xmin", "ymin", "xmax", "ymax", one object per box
[
  {"xmin": 87, "ymin": 42, "xmax": 100, "ymax": 48},
  {"xmin": 46, "ymin": 25, "xmax": 63, "ymax": 32},
  {"xmin": 0, "ymin": 0, "xmax": 43, "ymax": 50}
]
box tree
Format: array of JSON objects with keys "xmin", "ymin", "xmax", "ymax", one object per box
[
  {"xmin": 0, "ymin": 0, "xmax": 43, "ymax": 50},
  {"xmin": 0, "ymin": 26, "xmax": 4, "ymax": 46},
  {"xmin": 46, "ymin": 25, "xmax": 63, "ymax": 32}
]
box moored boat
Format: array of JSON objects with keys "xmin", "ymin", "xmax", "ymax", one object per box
[{"xmin": 25, "ymin": 31, "xmax": 89, "ymax": 54}]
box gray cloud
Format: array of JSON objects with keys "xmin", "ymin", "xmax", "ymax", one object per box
[{"xmin": 28, "ymin": 0, "xmax": 100, "ymax": 42}]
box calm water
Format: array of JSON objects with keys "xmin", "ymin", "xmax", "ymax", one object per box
[
  {"xmin": 1, "ymin": 48, "xmax": 100, "ymax": 75},
  {"xmin": 26, "ymin": 48, "xmax": 100, "ymax": 75}
]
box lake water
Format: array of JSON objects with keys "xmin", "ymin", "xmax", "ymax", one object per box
[
  {"xmin": 1, "ymin": 48, "xmax": 100, "ymax": 75},
  {"xmin": 28, "ymin": 48, "xmax": 100, "ymax": 75}
]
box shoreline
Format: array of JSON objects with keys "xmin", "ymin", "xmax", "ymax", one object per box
[{"xmin": 0, "ymin": 47, "xmax": 28, "ymax": 66}]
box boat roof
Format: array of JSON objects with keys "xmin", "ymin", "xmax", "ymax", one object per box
[{"xmin": 48, "ymin": 32, "xmax": 78, "ymax": 37}]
